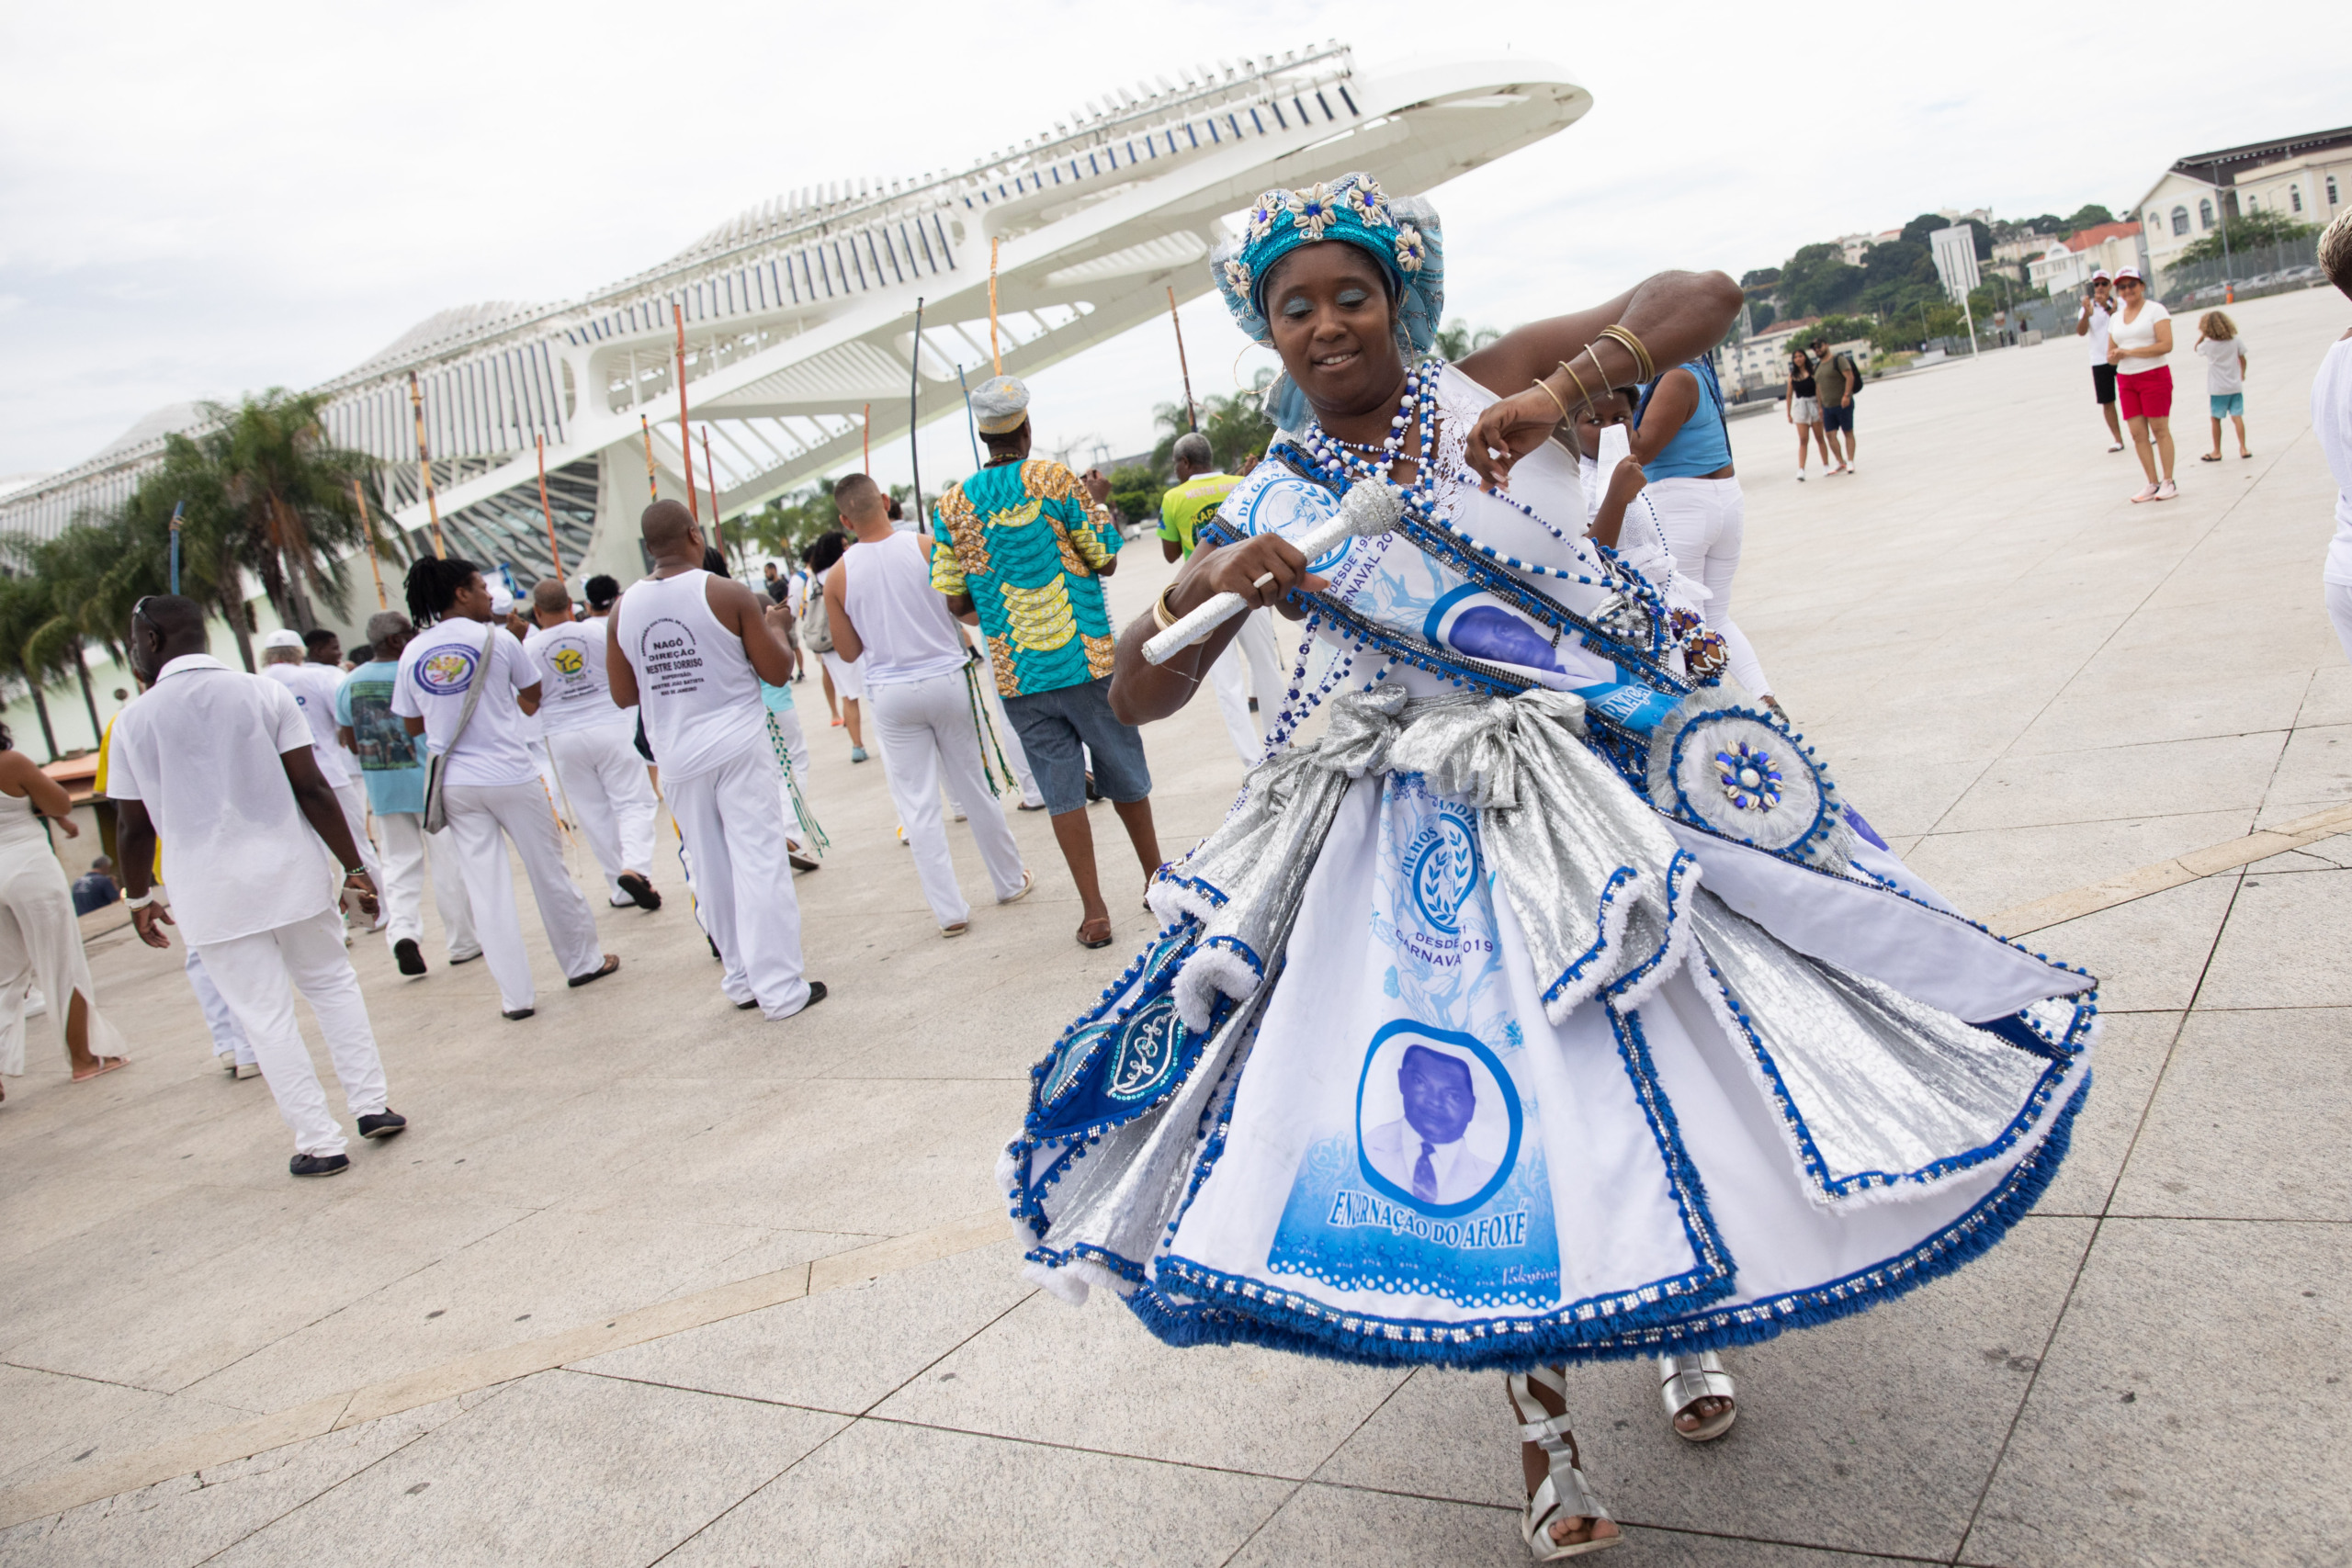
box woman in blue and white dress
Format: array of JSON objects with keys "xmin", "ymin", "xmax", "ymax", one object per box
[{"xmin": 1000, "ymin": 175, "xmax": 2095, "ymax": 1562}]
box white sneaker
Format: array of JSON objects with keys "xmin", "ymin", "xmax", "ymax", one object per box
[{"xmin": 1796, "ymin": 471, "xmax": 1807, "ymax": 482}]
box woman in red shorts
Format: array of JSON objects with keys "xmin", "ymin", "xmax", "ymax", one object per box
[{"xmin": 2108, "ymin": 266, "xmax": 2177, "ymax": 502}]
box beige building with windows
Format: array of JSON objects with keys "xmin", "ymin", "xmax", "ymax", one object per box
[{"xmin": 2130, "ymin": 127, "xmax": 2352, "ymax": 276}]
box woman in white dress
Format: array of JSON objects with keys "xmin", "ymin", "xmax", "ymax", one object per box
[
  {"xmin": 1001, "ymin": 175, "xmax": 2095, "ymax": 1561},
  {"xmin": 0, "ymin": 725, "xmax": 130, "ymax": 1097}
]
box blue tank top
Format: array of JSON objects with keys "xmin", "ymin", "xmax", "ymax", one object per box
[{"xmin": 1634, "ymin": 357, "xmax": 1733, "ymax": 481}]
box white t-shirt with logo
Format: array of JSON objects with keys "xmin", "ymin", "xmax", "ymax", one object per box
[
  {"xmin": 261, "ymin": 661, "xmax": 353, "ymax": 786},
  {"xmin": 523, "ymin": 619, "xmax": 626, "ymax": 733},
  {"xmin": 391, "ymin": 618, "xmax": 545, "ymax": 788},
  {"xmin": 2083, "ymin": 299, "xmax": 2113, "ymax": 366},
  {"xmin": 2109, "ymin": 299, "xmax": 2171, "ymax": 378}
]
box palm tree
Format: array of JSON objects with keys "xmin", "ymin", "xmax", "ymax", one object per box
[
  {"xmin": 1432, "ymin": 318, "xmax": 1502, "ymax": 361},
  {"xmin": 0, "ymin": 573, "xmax": 63, "ymax": 760},
  {"xmin": 119, "ymin": 448, "xmax": 256, "ymax": 670},
  {"xmin": 184, "ymin": 389, "xmax": 372, "ymax": 633},
  {"xmin": 17, "ymin": 522, "xmax": 126, "ymax": 745}
]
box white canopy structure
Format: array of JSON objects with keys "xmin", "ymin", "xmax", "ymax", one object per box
[{"xmin": 3, "ymin": 45, "xmax": 1589, "ymax": 588}]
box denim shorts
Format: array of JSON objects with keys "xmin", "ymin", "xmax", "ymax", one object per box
[
  {"xmin": 1820, "ymin": 401, "xmax": 1853, "ymax": 434},
  {"xmin": 1003, "ymin": 677, "xmax": 1153, "ymax": 814}
]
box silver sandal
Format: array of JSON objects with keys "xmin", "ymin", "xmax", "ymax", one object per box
[
  {"xmin": 1509, "ymin": 1367, "xmax": 1621, "ymax": 1561},
  {"xmin": 1657, "ymin": 1350, "xmax": 1736, "ymax": 1442}
]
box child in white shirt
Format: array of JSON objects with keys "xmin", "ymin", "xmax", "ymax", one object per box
[{"xmin": 2194, "ymin": 310, "xmax": 2250, "ymax": 462}]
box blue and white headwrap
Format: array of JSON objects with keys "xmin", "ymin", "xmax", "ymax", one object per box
[{"xmin": 1209, "ymin": 173, "xmax": 1445, "ymax": 432}]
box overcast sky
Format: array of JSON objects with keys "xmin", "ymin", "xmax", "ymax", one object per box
[{"xmin": 2, "ymin": 0, "xmax": 2343, "ymax": 486}]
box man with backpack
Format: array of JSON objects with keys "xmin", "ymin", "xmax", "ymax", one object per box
[{"xmin": 1811, "ymin": 335, "xmax": 1861, "ymax": 474}]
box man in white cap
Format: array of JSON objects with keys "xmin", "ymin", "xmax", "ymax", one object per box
[
  {"xmin": 2075, "ymin": 268, "xmax": 2125, "ymax": 453},
  {"xmin": 929, "ymin": 374, "xmax": 1161, "ymax": 950},
  {"xmin": 525, "ymin": 578, "xmax": 662, "ymax": 911},
  {"xmin": 260, "ymin": 627, "xmax": 383, "ymax": 914}
]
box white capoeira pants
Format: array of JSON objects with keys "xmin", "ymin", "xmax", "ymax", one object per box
[
  {"xmin": 193, "ymin": 908, "xmax": 388, "ymax": 1156},
  {"xmin": 442, "ymin": 780, "xmax": 605, "ymax": 1012},
  {"xmin": 545, "ymin": 721, "xmax": 660, "ymax": 905},
  {"xmin": 972, "ymin": 637, "xmax": 1045, "ymax": 808},
  {"xmin": 665, "ymin": 744, "xmax": 811, "ymax": 1018},
  {"xmin": 1647, "ymin": 475, "xmax": 1774, "ymax": 698},
  {"xmin": 2328, "ymin": 581, "xmax": 2352, "ymax": 667},
  {"xmin": 867, "ymin": 670, "xmax": 1027, "ymax": 928},
  {"xmin": 1207, "ymin": 609, "xmax": 1287, "ymax": 767},
  {"xmin": 185, "ymin": 945, "xmax": 253, "ymax": 1065},
  {"xmin": 327, "ymin": 779, "xmax": 385, "ymax": 895},
  {"xmin": 374, "ymin": 811, "xmax": 480, "ymax": 960},
  {"xmin": 765, "ymin": 707, "xmax": 819, "ymax": 849}
]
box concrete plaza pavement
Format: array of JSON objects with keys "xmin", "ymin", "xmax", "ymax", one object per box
[{"xmin": 2, "ymin": 284, "xmax": 2347, "ymax": 1566}]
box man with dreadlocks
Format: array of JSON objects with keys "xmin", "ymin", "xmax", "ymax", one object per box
[{"xmin": 395, "ymin": 556, "xmax": 618, "ymax": 1021}]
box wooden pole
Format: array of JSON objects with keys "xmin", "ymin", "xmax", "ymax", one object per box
[
  {"xmin": 350, "ymin": 479, "xmax": 388, "ymax": 609},
  {"xmin": 988, "ymin": 238, "xmax": 1002, "ymax": 374},
  {"xmin": 639, "ymin": 414, "xmax": 659, "ymax": 501},
  {"xmin": 535, "ymin": 433, "xmax": 566, "ymax": 583},
  {"xmin": 406, "ymin": 370, "xmax": 447, "ymax": 558},
  {"xmin": 700, "ymin": 427, "xmax": 724, "ymax": 558},
  {"xmin": 1168, "ymin": 285, "xmax": 1198, "ymax": 432},
  {"xmin": 673, "ymin": 303, "xmax": 698, "ymax": 523}
]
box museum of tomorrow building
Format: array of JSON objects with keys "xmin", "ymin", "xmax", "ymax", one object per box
[{"xmin": 0, "ymin": 45, "xmax": 1588, "ymax": 596}]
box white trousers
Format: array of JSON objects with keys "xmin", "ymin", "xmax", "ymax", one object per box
[
  {"xmin": 765, "ymin": 708, "xmax": 818, "ymax": 849},
  {"xmin": 867, "ymin": 671, "xmax": 1027, "ymax": 927},
  {"xmin": 973, "ymin": 637, "xmax": 1045, "ymax": 807},
  {"xmin": 185, "ymin": 945, "xmax": 253, "ymax": 1064},
  {"xmin": 443, "ymin": 780, "xmax": 605, "ymax": 1012},
  {"xmin": 546, "ymin": 721, "xmax": 660, "ymax": 904},
  {"xmin": 1207, "ymin": 609, "xmax": 1286, "ymax": 767},
  {"xmin": 2328, "ymin": 581, "xmax": 2352, "ymax": 667},
  {"xmin": 666, "ymin": 745, "xmax": 810, "ymax": 1017},
  {"xmin": 328, "ymin": 779, "xmax": 384, "ymax": 892},
  {"xmin": 193, "ymin": 909, "xmax": 387, "ymax": 1156},
  {"xmin": 375, "ymin": 810, "xmax": 480, "ymax": 959},
  {"xmin": 1648, "ymin": 475, "xmax": 1774, "ymax": 698}
]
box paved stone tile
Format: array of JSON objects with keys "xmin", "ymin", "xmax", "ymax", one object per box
[
  {"xmin": 660, "ymin": 1417, "xmax": 1291, "ymax": 1567},
  {"xmin": 2015, "ymin": 874, "xmax": 2237, "ymax": 1012},
  {"xmin": 2196, "ymin": 868, "xmax": 2352, "ymax": 1010},
  {"xmin": 1231, "ymin": 1484, "xmax": 1927, "ymax": 1568},
  {"xmin": 206, "ymin": 1371, "xmax": 841, "ymax": 1568},
  {"xmin": 0, "ymin": 1368, "xmax": 256, "ymax": 1495},
  {"xmin": 873, "ymin": 1287, "xmax": 1410, "ymax": 1479},
  {"xmin": 2262, "ymin": 721, "xmax": 2352, "ymax": 812},
  {"xmin": 1903, "ymin": 809, "xmax": 2249, "ymax": 924},
  {"xmin": 1317, "ymin": 1218, "xmax": 2094, "ymax": 1561},
  {"xmin": 2032, "ymin": 1010, "xmax": 2179, "ymax": 1219},
  {"xmin": 2007, "ymin": 671, "xmax": 2311, "ymax": 758},
  {"xmin": 0, "ymin": 1388, "xmax": 492, "ymax": 1568},
  {"xmin": 178, "ymin": 1207, "xmax": 867, "ymax": 1414},
  {"xmin": 1965, "ymin": 1219, "xmax": 2349, "ymax": 1567},
  {"xmin": 572, "ymin": 1241, "xmax": 1035, "ymax": 1415},
  {"xmin": 0, "ymin": 1188, "xmax": 531, "ymax": 1394},
  {"xmin": 2109, "ymin": 1008, "xmax": 2352, "ymax": 1223},
  {"xmin": 1939, "ymin": 731, "xmax": 2285, "ymax": 834}
]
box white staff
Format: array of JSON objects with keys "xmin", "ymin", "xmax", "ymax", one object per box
[{"xmin": 1144, "ymin": 481, "xmax": 1401, "ymax": 663}]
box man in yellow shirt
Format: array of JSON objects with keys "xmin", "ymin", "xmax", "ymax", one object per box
[{"xmin": 1155, "ymin": 433, "xmax": 1285, "ymax": 766}]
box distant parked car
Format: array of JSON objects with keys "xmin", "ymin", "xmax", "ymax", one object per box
[{"xmin": 2280, "ymin": 265, "xmax": 2324, "ymax": 286}]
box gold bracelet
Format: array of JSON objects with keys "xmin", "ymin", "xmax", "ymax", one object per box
[
  {"xmin": 1152, "ymin": 583, "xmax": 1182, "ymax": 632},
  {"xmin": 1557, "ymin": 359, "xmax": 1597, "ymax": 412},
  {"xmin": 1581, "ymin": 342, "xmax": 1615, "ymax": 398},
  {"xmin": 1599, "ymin": 323, "xmax": 1656, "ymax": 384},
  {"xmin": 1532, "ymin": 376, "xmax": 1571, "ymax": 423}
]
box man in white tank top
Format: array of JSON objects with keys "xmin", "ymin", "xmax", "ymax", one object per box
[
  {"xmin": 610, "ymin": 502, "xmax": 826, "ymax": 1018},
  {"xmin": 825, "ymin": 474, "xmax": 1031, "ymax": 934},
  {"xmin": 525, "ymin": 580, "xmax": 662, "ymax": 913}
]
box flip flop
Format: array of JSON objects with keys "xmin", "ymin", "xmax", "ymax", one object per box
[
  {"xmin": 1076, "ymin": 918, "xmax": 1114, "ymax": 950},
  {"xmin": 2200, "ymin": 453, "xmax": 2223, "ymax": 462},
  {"xmin": 566, "ymin": 954, "xmax": 622, "ymax": 988},
  {"xmin": 72, "ymin": 1055, "xmax": 130, "ymax": 1082},
  {"xmin": 998, "ymin": 868, "xmax": 1036, "ymax": 906}
]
